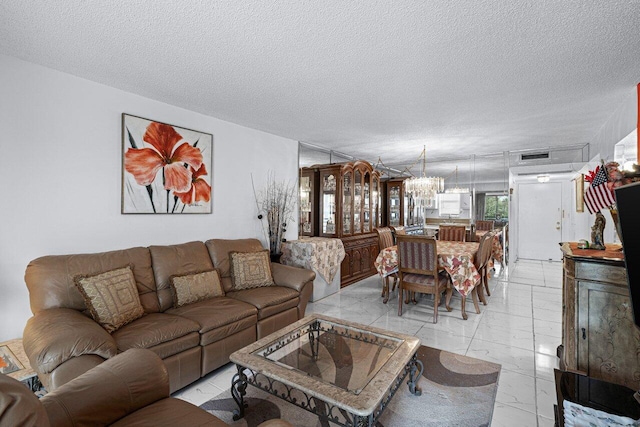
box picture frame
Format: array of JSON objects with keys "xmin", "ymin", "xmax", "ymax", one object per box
[
  {"xmin": 575, "ymin": 174, "xmax": 584, "ymax": 212},
  {"xmin": 122, "ymin": 114, "xmax": 213, "ymax": 214},
  {"xmin": 0, "ymin": 346, "xmax": 22, "ymax": 375}
]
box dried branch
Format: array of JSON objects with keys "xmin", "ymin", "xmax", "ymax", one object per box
[{"xmin": 252, "ymin": 171, "xmax": 297, "ymax": 255}]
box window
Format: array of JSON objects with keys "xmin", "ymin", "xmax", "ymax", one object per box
[{"xmin": 484, "ymin": 195, "xmax": 508, "ymax": 220}]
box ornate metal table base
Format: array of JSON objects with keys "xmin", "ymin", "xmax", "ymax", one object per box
[{"xmin": 231, "ymin": 354, "xmax": 423, "ymax": 427}]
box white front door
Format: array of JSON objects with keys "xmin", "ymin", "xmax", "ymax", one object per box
[{"xmin": 518, "ymin": 182, "xmax": 563, "ymax": 261}]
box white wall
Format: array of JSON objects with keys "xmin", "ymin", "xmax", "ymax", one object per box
[{"xmin": 0, "ymin": 54, "xmax": 299, "ymax": 341}]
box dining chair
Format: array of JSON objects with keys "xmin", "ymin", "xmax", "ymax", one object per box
[
  {"xmin": 396, "ymin": 235, "xmax": 452, "ymax": 322},
  {"xmin": 390, "ymin": 225, "xmax": 406, "ymax": 243},
  {"xmin": 474, "ymin": 231, "xmax": 495, "ymax": 304},
  {"xmin": 476, "ymin": 220, "xmax": 495, "ymax": 231},
  {"xmin": 375, "ymin": 227, "xmax": 398, "ymax": 303},
  {"xmin": 438, "ymin": 225, "xmax": 466, "ymax": 241}
]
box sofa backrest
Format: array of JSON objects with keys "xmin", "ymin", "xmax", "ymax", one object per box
[
  {"xmin": 25, "ymin": 247, "xmax": 159, "ymax": 315},
  {"xmin": 205, "ymin": 238, "xmax": 265, "ymax": 292},
  {"xmin": 149, "ymin": 241, "xmax": 215, "ymax": 312},
  {"xmin": 25, "ymin": 239, "xmax": 270, "ymax": 315}
]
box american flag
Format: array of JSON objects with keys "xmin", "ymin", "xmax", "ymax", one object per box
[{"xmin": 584, "ymin": 166, "xmax": 615, "ymax": 214}]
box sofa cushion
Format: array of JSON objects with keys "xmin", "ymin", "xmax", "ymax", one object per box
[
  {"xmin": 229, "ymin": 250, "xmax": 274, "ymax": 290},
  {"xmin": 199, "ymin": 315, "xmax": 257, "ymax": 347},
  {"xmin": 144, "ymin": 333, "xmax": 201, "ymax": 360},
  {"xmin": 226, "ymin": 286, "xmax": 299, "ymax": 320},
  {"xmin": 112, "ymin": 313, "xmax": 200, "ymax": 356},
  {"xmin": 166, "ymin": 297, "xmax": 257, "ymax": 335},
  {"xmin": 75, "ymin": 266, "xmax": 145, "ymax": 333},
  {"xmin": 171, "ymin": 270, "xmax": 224, "ymax": 308},
  {"xmin": 25, "ymin": 246, "xmax": 159, "ymax": 314},
  {"xmin": 205, "ymin": 239, "xmax": 265, "ymax": 291},
  {"xmin": 149, "ymin": 241, "xmax": 215, "ymax": 312}
]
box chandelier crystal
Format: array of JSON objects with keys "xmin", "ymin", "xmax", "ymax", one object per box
[
  {"xmin": 405, "ymin": 176, "xmax": 445, "ymax": 199},
  {"xmin": 405, "ymin": 145, "xmax": 444, "ymax": 203},
  {"xmin": 444, "ymin": 166, "xmax": 469, "ymax": 193}
]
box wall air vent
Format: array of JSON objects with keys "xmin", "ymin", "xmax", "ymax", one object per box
[{"xmin": 521, "ymin": 152, "xmax": 549, "ymax": 161}]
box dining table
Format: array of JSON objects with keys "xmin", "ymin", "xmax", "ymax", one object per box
[{"xmin": 374, "ymin": 241, "xmax": 482, "ymax": 310}]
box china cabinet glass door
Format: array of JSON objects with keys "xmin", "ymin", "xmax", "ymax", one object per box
[
  {"xmin": 321, "ymin": 173, "xmax": 337, "ymax": 235},
  {"xmin": 373, "ymin": 176, "xmax": 380, "ymax": 228},
  {"xmin": 363, "ymin": 172, "xmax": 371, "ymax": 232},
  {"xmin": 389, "ymin": 184, "xmax": 401, "ymax": 227},
  {"xmin": 343, "ymin": 171, "xmax": 352, "ymax": 235},
  {"xmin": 354, "ymin": 170, "xmax": 362, "ymax": 234},
  {"xmin": 300, "ymin": 174, "xmax": 313, "ymax": 235},
  {"xmin": 405, "ymin": 192, "xmax": 418, "ymax": 226}
]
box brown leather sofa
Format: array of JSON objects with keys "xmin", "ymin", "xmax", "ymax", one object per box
[
  {"xmin": 22, "ymin": 238, "xmax": 315, "ymax": 393},
  {"xmin": 0, "ymin": 348, "xmax": 292, "ymax": 427}
]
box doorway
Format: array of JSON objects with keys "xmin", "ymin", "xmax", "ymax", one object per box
[{"xmin": 517, "ymin": 182, "xmax": 563, "ymax": 261}]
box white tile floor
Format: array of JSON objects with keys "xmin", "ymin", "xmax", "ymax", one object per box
[{"xmin": 173, "ymin": 259, "xmax": 562, "ymax": 427}]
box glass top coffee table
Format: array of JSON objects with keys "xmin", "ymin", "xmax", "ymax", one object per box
[{"xmin": 230, "ymin": 314, "xmax": 423, "ymax": 426}]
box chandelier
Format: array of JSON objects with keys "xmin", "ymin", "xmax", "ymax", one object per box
[
  {"xmin": 445, "ymin": 166, "xmax": 470, "ymax": 193},
  {"xmin": 405, "ymin": 145, "xmax": 444, "ymax": 202}
]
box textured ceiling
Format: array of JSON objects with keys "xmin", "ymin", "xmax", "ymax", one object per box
[{"xmin": 1, "ymin": 1, "xmax": 638, "ymax": 184}]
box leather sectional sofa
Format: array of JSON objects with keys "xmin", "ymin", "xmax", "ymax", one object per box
[
  {"xmin": 22, "ymin": 238, "xmax": 315, "ymax": 393},
  {"xmin": 0, "ymin": 348, "xmax": 292, "ymax": 426}
]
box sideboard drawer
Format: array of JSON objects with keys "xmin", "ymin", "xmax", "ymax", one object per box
[{"xmin": 575, "ymin": 262, "xmax": 626, "ymax": 286}]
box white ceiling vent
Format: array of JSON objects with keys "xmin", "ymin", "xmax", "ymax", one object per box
[
  {"xmin": 521, "ymin": 152, "xmax": 550, "ymax": 161},
  {"xmin": 510, "ymin": 145, "xmax": 588, "ymax": 167}
]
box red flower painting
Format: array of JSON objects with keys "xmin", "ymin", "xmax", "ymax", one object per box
[
  {"xmin": 125, "ymin": 122, "xmax": 203, "ymax": 192},
  {"xmin": 174, "ymin": 164, "xmax": 212, "ymax": 205},
  {"xmin": 122, "ymin": 115, "xmax": 212, "ymax": 214}
]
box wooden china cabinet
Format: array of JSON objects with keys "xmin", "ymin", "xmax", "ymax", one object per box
[
  {"xmin": 382, "ymin": 178, "xmax": 422, "ymax": 232},
  {"xmin": 303, "ymin": 160, "xmax": 382, "ymax": 287},
  {"xmin": 385, "ymin": 179, "xmax": 404, "ymax": 228}
]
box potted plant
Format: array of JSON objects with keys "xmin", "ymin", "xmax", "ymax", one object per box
[{"xmin": 252, "ymin": 172, "xmax": 297, "ymax": 262}]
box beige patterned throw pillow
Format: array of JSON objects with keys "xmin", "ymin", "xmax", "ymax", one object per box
[
  {"xmin": 75, "ymin": 265, "xmax": 144, "ymax": 333},
  {"xmin": 171, "ymin": 270, "xmax": 224, "ymax": 308},
  {"xmin": 229, "ymin": 250, "xmax": 275, "ymax": 290}
]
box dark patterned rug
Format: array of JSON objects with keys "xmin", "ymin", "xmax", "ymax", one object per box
[{"xmin": 199, "ymin": 345, "xmax": 501, "ymax": 427}]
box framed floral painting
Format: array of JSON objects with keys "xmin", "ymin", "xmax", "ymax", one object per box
[{"xmin": 122, "ymin": 114, "xmax": 213, "ymax": 214}]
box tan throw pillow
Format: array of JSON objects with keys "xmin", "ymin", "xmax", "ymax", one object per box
[
  {"xmin": 229, "ymin": 250, "xmax": 275, "ymax": 290},
  {"xmin": 75, "ymin": 265, "xmax": 144, "ymax": 333},
  {"xmin": 171, "ymin": 270, "xmax": 224, "ymax": 308}
]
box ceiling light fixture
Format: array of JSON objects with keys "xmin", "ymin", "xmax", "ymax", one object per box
[
  {"xmin": 405, "ymin": 145, "xmax": 444, "ymax": 205},
  {"xmin": 537, "ymin": 174, "xmax": 550, "ymax": 183},
  {"xmin": 445, "ymin": 166, "xmax": 470, "ymax": 193}
]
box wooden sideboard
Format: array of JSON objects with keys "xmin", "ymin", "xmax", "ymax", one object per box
[
  {"xmin": 559, "ymin": 242, "xmax": 640, "ymax": 390},
  {"xmin": 340, "ymin": 233, "xmax": 379, "ymax": 287}
]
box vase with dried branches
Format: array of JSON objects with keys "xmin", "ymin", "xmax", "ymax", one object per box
[{"xmin": 252, "ymin": 172, "xmax": 297, "ymax": 260}]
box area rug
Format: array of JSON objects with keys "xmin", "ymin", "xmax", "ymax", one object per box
[{"xmin": 199, "ymin": 345, "xmax": 501, "ymax": 427}]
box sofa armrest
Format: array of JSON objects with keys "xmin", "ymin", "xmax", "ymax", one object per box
[
  {"xmin": 42, "ymin": 349, "xmax": 169, "ymax": 427},
  {"xmin": 271, "ymin": 263, "xmax": 315, "ymax": 292},
  {"xmin": 23, "ymin": 308, "xmax": 117, "ymax": 375}
]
